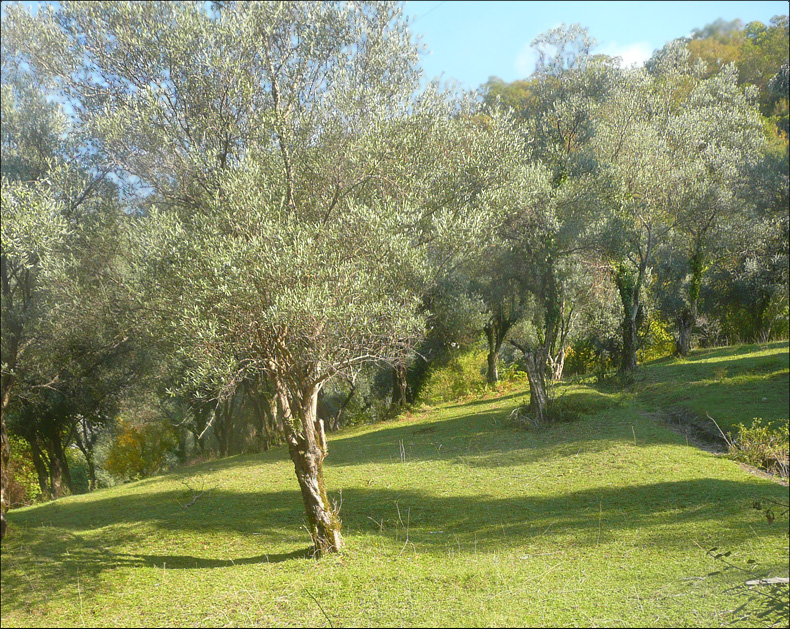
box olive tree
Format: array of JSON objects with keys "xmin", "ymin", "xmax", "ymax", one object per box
[
  {"xmin": 1, "ymin": 42, "xmax": 76, "ymax": 537},
  {"xmin": 650, "ymin": 53, "xmax": 764, "ymax": 355},
  {"xmin": 589, "ymin": 45, "xmax": 696, "ymax": 377},
  {"xmin": 481, "ymin": 25, "xmax": 610, "ymax": 416},
  {"xmin": 10, "ymin": 0, "xmax": 494, "ymax": 554}
]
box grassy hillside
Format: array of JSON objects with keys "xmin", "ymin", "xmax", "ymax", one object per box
[
  {"xmin": 634, "ymin": 341, "xmax": 789, "ymax": 435},
  {"xmin": 1, "ymin": 343, "xmax": 788, "ymax": 627}
]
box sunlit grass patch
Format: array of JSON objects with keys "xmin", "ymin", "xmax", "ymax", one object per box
[{"xmin": 2, "ymin": 343, "xmax": 788, "ymax": 627}]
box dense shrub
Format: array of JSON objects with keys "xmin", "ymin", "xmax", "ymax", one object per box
[
  {"xmin": 728, "ymin": 418, "xmax": 789, "ymax": 477},
  {"xmin": 6, "ymin": 435, "xmax": 44, "ymax": 507},
  {"xmin": 104, "ymin": 418, "xmax": 179, "ymax": 481},
  {"xmin": 418, "ymin": 349, "xmax": 489, "ymax": 405}
]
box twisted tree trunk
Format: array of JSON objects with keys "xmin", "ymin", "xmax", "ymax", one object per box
[
  {"xmin": 279, "ymin": 381, "xmax": 343, "ymax": 556},
  {"xmin": 511, "ymin": 340, "xmax": 549, "ymax": 425}
]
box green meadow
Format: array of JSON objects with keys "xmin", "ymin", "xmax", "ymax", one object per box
[{"xmin": 1, "ymin": 342, "xmax": 788, "ymax": 627}]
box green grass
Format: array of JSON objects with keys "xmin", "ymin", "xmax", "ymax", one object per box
[
  {"xmin": 634, "ymin": 340, "xmax": 789, "ymax": 435},
  {"xmin": 1, "ymin": 343, "xmax": 788, "ymax": 627}
]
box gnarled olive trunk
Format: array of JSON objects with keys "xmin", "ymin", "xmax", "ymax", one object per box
[
  {"xmin": 511, "ymin": 339, "xmax": 550, "ymax": 425},
  {"xmin": 675, "ymin": 248, "xmax": 704, "ymax": 357},
  {"xmin": 523, "ymin": 349, "xmax": 549, "ymax": 425},
  {"xmin": 279, "ymin": 383, "xmax": 343, "ymax": 556},
  {"xmin": 615, "ymin": 266, "xmax": 641, "ymax": 378},
  {"xmin": 485, "ymin": 311, "xmax": 513, "ymax": 385}
]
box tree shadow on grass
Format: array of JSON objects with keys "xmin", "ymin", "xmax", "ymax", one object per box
[
  {"xmin": 123, "ymin": 547, "xmax": 312, "ymax": 569},
  {"xmin": 328, "ymin": 403, "xmax": 635, "ymax": 469},
  {"xmin": 441, "ymin": 390, "xmax": 527, "ymax": 410},
  {"xmin": 4, "ymin": 476, "xmax": 787, "ymax": 608},
  {"xmin": 642, "ymin": 350, "xmax": 788, "ymax": 384}
]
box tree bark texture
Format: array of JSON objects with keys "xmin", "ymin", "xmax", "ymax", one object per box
[
  {"xmin": 523, "ymin": 349, "xmax": 549, "ymax": 425},
  {"xmin": 549, "ymin": 345, "xmax": 566, "ymax": 382},
  {"xmin": 615, "ymin": 267, "xmax": 640, "ymax": 378},
  {"xmin": 279, "ymin": 383, "xmax": 343, "ymax": 555}
]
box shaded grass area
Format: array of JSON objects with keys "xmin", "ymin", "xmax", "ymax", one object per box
[{"xmin": 1, "ymin": 344, "xmax": 789, "ymax": 627}]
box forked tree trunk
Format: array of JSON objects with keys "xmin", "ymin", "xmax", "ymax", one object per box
[
  {"xmin": 549, "ymin": 346, "xmax": 566, "ymax": 382},
  {"xmin": 279, "ymin": 383, "xmax": 343, "ymax": 556}
]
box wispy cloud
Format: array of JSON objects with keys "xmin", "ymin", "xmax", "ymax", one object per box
[
  {"xmin": 597, "ymin": 41, "xmax": 655, "ymax": 68},
  {"xmin": 513, "ymin": 38, "xmax": 654, "ymax": 79},
  {"xmin": 513, "ymin": 42, "xmax": 537, "ymax": 78}
]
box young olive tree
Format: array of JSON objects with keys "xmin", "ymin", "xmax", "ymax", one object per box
[
  {"xmin": 649, "ymin": 53, "xmax": 764, "ymax": 355},
  {"xmin": 12, "ymin": 1, "xmax": 491, "ymax": 554},
  {"xmin": 589, "ymin": 45, "xmax": 694, "ymax": 377},
  {"xmin": 481, "ymin": 25, "xmax": 610, "ymax": 416}
]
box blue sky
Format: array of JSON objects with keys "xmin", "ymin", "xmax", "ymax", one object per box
[
  {"xmin": 6, "ymin": 0, "xmax": 788, "ymax": 91},
  {"xmin": 402, "ymin": 1, "xmax": 789, "ymax": 90}
]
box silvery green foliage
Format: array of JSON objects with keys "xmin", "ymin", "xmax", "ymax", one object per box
[
  {"xmin": 667, "ymin": 62, "xmax": 764, "ymax": 254},
  {"xmin": 650, "ymin": 51, "xmax": 765, "ymax": 340},
  {"xmin": 0, "ymin": 68, "xmax": 72, "ymax": 394},
  {"xmin": 0, "ymin": 178, "xmax": 67, "ymax": 272},
  {"xmin": 532, "ymin": 23, "xmax": 597, "ymax": 78},
  {"xmin": 9, "ymin": 1, "xmax": 496, "ymax": 401},
  {"xmin": 589, "ymin": 38, "xmax": 767, "ymax": 362}
]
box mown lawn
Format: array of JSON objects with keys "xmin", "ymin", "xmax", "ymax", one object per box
[{"xmin": 1, "ymin": 343, "xmax": 788, "ymax": 627}]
